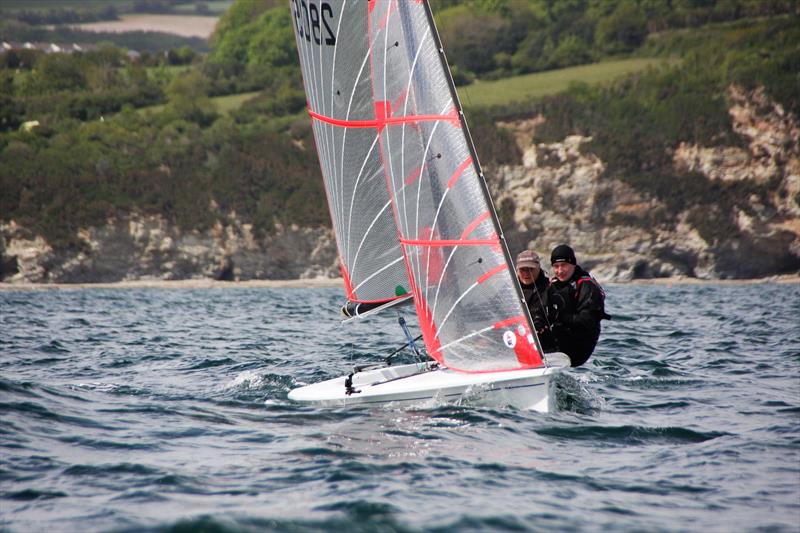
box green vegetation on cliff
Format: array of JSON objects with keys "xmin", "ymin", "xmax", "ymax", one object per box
[{"xmin": 0, "ymin": 111, "xmax": 325, "ymax": 250}]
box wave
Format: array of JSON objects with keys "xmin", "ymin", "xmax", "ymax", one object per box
[{"xmin": 534, "ymin": 424, "xmax": 727, "ymax": 445}]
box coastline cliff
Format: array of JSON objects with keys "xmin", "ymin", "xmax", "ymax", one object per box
[
  {"xmin": 2, "ymin": 85, "xmax": 797, "ymax": 284},
  {"xmin": 489, "ymin": 84, "xmax": 799, "ymax": 280}
]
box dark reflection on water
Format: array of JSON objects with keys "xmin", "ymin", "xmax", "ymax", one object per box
[{"xmin": 1, "ymin": 283, "xmax": 799, "ymax": 532}]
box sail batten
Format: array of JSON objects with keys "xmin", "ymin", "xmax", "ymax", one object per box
[{"xmin": 309, "ymin": 109, "xmax": 458, "ymax": 128}]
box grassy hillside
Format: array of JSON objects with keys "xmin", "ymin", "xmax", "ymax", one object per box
[
  {"xmin": 457, "ymin": 58, "xmax": 667, "ymax": 107},
  {"xmin": 512, "ymin": 15, "xmax": 799, "ymax": 247}
]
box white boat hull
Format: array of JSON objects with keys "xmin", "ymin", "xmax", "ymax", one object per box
[{"xmin": 288, "ymin": 353, "xmax": 571, "ymax": 413}]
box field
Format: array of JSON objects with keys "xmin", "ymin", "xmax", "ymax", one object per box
[
  {"xmin": 0, "ymin": 0, "xmax": 136, "ymax": 10},
  {"xmin": 138, "ymin": 91, "xmax": 261, "ymax": 116},
  {"xmin": 72, "ymin": 14, "xmax": 219, "ymax": 39},
  {"xmin": 457, "ymin": 58, "xmax": 667, "ymax": 107},
  {"xmin": 173, "ymin": 1, "xmax": 233, "ymax": 14},
  {"xmin": 212, "ymin": 91, "xmax": 261, "ymax": 113},
  {"xmin": 0, "ymin": 1, "xmax": 229, "ymax": 14}
]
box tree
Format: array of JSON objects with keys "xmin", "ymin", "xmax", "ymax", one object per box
[
  {"xmin": 596, "ymin": 1, "xmax": 647, "ymax": 54},
  {"xmin": 551, "ymin": 34, "xmax": 593, "ymax": 68},
  {"xmin": 437, "ymin": 4, "xmax": 510, "ymax": 76},
  {"xmin": 166, "ymin": 70, "xmax": 218, "ymax": 126},
  {"xmin": 208, "ymin": 3, "xmax": 299, "ymax": 91},
  {"xmin": 21, "ymin": 53, "xmax": 87, "ymax": 95}
]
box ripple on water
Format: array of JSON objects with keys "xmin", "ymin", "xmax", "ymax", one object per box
[
  {"xmin": 56, "ymin": 435, "xmax": 160, "ymax": 452},
  {"xmin": 182, "ymin": 357, "xmax": 237, "ymax": 370},
  {"xmin": 6, "ymin": 488, "xmax": 68, "ymax": 501},
  {"xmin": 535, "ymin": 424, "xmax": 727, "ymax": 445}
]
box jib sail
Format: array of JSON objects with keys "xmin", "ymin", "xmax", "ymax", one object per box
[{"xmin": 291, "ymin": 0, "xmax": 410, "ymax": 305}]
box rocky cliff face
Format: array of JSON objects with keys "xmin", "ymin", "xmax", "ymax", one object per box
[
  {"xmin": 1, "ymin": 215, "xmax": 339, "ymax": 283},
  {"xmin": 490, "ymin": 84, "xmax": 799, "ymax": 280},
  {"xmin": 1, "ymin": 84, "xmax": 797, "ymax": 284}
]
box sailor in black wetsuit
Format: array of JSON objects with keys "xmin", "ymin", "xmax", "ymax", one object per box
[{"xmin": 537, "ymin": 244, "xmax": 610, "ymax": 367}]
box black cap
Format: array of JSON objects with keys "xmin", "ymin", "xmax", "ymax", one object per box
[{"xmin": 550, "ymin": 244, "xmax": 576, "ymax": 265}]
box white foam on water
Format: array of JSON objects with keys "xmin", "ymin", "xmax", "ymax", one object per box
[{"xmin": 222, "ymin": 370, "xmax": 265, "ymax": 391}]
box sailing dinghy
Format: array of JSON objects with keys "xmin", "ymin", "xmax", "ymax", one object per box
[{"xmin": 287, "ymin": 0, "xmax": 570, "ymax": 412}]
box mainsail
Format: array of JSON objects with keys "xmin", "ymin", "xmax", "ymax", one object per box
[{"xmin": 291, "ymin": 0, "xmax": 543, "ymax": 372}]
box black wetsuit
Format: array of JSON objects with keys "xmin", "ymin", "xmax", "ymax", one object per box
[
  {"xmin": 520, "ymin": 270, "xmax": 550, "ymax": 326},
  {"xmin": 537, "ymin": 266, "xmax": 609, "ymax": 367}
]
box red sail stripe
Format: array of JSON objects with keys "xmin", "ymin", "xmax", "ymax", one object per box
[
  {"xmin": 493, "ymin": 315, "xmax": 526, "ymax": 329},
  {"xmin": 447, "ymin": 156, "xmax": 473, "ymax": 189},
  {"xmin": 460, "ymin": 211, "xmax": 490, "ymax": 240},
  {"xmin": 405, "ymin": 166, "xmax": 422, "ymax": 186},
  {"xmin": 400, "ymin": 238, "xmax": 497, "ymax": 247},
  {"xmin": 308, "ymin": 108, "xmax": 457, "ymax": 129},
  {"xmin": 378, "ymin": 0, "xmax": 398, "ymax": 30},
  {"xmin": 340, "ymin": 261, "xmax": 355, "ymax": 300},
  {"xmin": 414, "ymin": 291, "xmax": 443, "ymax": 359},
  {"xmin": 374, "ymin": 101, "xmax": 391, "ymax": 132},
  {"xmin": 477, "ymin": 263, "xmax": 507, "ymax": 284}
]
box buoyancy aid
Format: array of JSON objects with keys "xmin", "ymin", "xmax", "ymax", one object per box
[
  {"xmin": 544, "ymin": 266, "xmax": 609, "ymax": 366},
  {"xmin": 549, "ymin": 268, "xmax": 609, "ymax": 315}
]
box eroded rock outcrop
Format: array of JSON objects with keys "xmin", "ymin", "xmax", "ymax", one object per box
[
  {"xmin": 0, "ymin": 214, "xmax": 339, "ymax": 283},
  {"xmin": 491, "ymin": 84, "xmax": 799, "ymax": 280}
]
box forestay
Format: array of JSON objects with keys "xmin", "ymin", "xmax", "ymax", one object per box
[{"xmin": 291, "ymin": 0, "xmax": 543, "ymax": 373}]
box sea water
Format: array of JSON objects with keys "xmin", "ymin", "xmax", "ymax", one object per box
[{"xmin": 1, "ymin": 283, "xmax": 798, "ymax": 532}]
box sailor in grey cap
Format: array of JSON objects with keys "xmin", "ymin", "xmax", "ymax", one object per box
[{"xmin": 516, "ymin": 250, "xmax": 550, "ymax": 328}]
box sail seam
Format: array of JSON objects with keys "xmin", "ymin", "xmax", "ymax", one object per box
[
  {"xmin": 460, "ymin": 211, "xmax": 491, "ymax": 240},
  {"xmin": 346, "ymin": 133, "xmax": 382, "ymax": 277},
  {"xmin": 435, "ymin": 325, "xmax": 493, "ymax": 355},
  {"xmin": 477, "ymin": 264, "xmax": 507, "ymax": 284},
  {"xmin": 433, "ymin": 280, "xmax": 479, "ymax": 342},
  {"xmin": 368, "ymin": 0, "xmax": 421, "ymax": 327}
]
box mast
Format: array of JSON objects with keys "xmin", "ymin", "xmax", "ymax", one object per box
[{"xmin": 419, "ymin": 0, "xmax": 545, "ymax": 358}]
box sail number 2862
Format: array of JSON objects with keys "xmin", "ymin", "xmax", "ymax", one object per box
[{"xmin": 292, "ymin": 0, "xmax": 336, "ymax": 46}]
